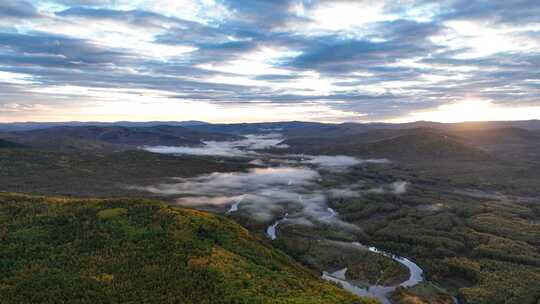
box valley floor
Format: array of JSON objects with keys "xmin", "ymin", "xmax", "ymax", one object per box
[{"xmin": 1, "ymin": 145, "xmax": 539, "ymax": 304}]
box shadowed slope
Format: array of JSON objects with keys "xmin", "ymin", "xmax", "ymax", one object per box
[
  {"xmin": 282, "ymin": 128, "xmax": 491, "ymax": 161},
  {"xmin": 0, "ymin": 139, "xmax": 25, "ymax": 148},
  {"xmin": 0, "ymin": 125, "xmax": 239, "ymax": 151}
]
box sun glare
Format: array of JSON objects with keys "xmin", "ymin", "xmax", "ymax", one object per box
[{"xmin": 390, "ymin": 99, "xmax": 540, "ymax": 123}]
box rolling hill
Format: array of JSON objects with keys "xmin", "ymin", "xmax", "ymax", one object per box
[
  {"xmin": 0, "ymin": 125, "xmax": 239, "ymax": 151},
  {"xmin": 0, "ymin": 193, "xmax": 371, "ymax": 304},
  {"xmin": 0, "ymin": 149, "xmax": 248, "ymax": 197},
  {"xmin": 352, "ymin": 130, "xmax": 492, "ymax": 161},
  {"xmin": 0, "ymin": 120, "xmax": 210, "ymax": 132},
  {"xmin": 449, "ymin": 127, "xmax": 540, "ymax": 162},
  {"xmin": 282, "ymin": 128, "xmax": 491, "ymax": 161}
]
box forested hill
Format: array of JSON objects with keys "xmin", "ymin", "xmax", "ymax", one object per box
[{"xmin": 0, "ymin": 193, "xmax": 373, "ymax": 304}]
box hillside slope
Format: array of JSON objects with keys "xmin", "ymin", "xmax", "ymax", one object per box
[
  {"xmin": 353, "ymin": 130, "xmax": 491, "ymax": 161},
  {"xmin": 450, "ymin": 127, "xmax": 540, "ymax": 162},
  {"xmin": 0, "ymin": 125, "xmax": 239, "ymax": 151},
  {"xmin": 0, "ymin": 149, "xmax": 248, "ymax": 197},
  {"xmin": 0, "ymin": 193, "xmax": 372, "ymax": 304},
  {"xmin": 282, "ymin": 128, "xmax": 491, "ymax": 161}
]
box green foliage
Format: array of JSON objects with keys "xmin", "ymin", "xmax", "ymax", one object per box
[
  {"xmin": 0, "ymin": 149, "xmax": 248, "ymax": 197},
  {"xmin": 325, "ymin": 164, "xmax": 540, "ymax": 304},
  {"xmin": 96, "ymin": 208, "xmax": 127, "ymax": 219},
  {"xmin": 444, "ymin": 257, "xmax": 480, "ymax": 283},
  {"xmin": 459, "ymin": 260, "xmax": 540, "ymax": 304},
  {"xmin": 391, "ymin": 284, "xmax": 455, "ymax": 304},
  {"xmin": 0, "ymin": 193, "xmax": 371, "ymax": 304},
  {"xmin": 275, "ymin": 236, "xmax": 409, "ymax": 287}
]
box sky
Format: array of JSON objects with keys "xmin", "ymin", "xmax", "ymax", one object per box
[{"xmin": 0, "ymin": 0, "xmax": 540, "ymax": 123}]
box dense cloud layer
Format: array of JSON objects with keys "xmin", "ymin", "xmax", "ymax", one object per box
[
  {"xmin": 142, "ymin": 135, "xmax": 389, "ymax": 171},
  {"xmin": 305, "ymin": 156, "xmax": 390, "ymax": 168},
  {"xmin": 144, "ymin": 133, "xmax": 288, "ymax": 157},
  {"xmin": 1, "ymin": 1, "xmax": 539, "ymax": 122},
  {"xmin": 131, "ymin": 162, "xmax": 407, "ymax": 227},
  {"xmin": 132, "ymin": 166, "xmax": 351, "ymax": 229}
]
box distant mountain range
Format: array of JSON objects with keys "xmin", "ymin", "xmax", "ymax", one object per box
[
  {"xmin": 0, "ymin": 120, "xmax": 210, "ymax": 132},
  {"xmin": 2, "ymin": 119, "xmax": 540, "ymax": 132},
  {"xmin": 0, "ymin": 125, "xmax": 238, "ymax": 151},
  {"xmin": 1, "ymin": 119, "xmax": 539, "ymax": 162}
]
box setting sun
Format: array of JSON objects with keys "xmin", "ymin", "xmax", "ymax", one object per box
[{"xmin": 391, "ymin": 99, "xmax": 540, "ymax": 123}]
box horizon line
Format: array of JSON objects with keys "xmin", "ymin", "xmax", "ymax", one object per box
[{"xmin": 1, "ymin": 119, "xmax": 539, "ymax": 125}]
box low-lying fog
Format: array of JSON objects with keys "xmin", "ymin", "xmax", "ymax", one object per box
[
  {"xmin": 144, "ymin": 133, "xmax": 288, "ymax": 157},
  {"xmin": 133, "ymin": 134, "xmax": 407, "ymax": 229}
]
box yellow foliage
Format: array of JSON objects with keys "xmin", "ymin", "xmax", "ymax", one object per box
[
  {"xmin": 91, "ymin": 273, "xmax": 114, "ymax": 283},
  {"xmin": 399, "ymin": 294, "xmax": 427, "ymax": 304}
]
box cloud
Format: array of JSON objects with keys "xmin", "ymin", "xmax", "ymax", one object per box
[
  {"xmin": 129, "ymin": 167, "xmax": 333, "ymax": 222},
  {"xmin": 128, "ymin": 152, "xmax": 378, "ymax": 229},
  {"xmin": 143, "ymin": 133, "xmax": 288, "ymax": 157},
  {"xmin": 0, "ymin": 32, "xmax": 129, "ymax": 68},
  {"xmin": 304, "ymin": 155, "xmax": 390, "ymax": 169},
  {"xmin": 328, "ymin": 186, "xmax": 364, "ymax": 199},
  {"xmin": 145, "ymin": 142, "xmax": 245, "ymax": 157},
  {"xmin": 219, "ymin": 0, "xmax": 305, "ymax": 29},
  {"xmin": 53, "ymin": 0, "xmax": 112, "ymax": 4},
  {"xmin": 391, "ymin": 181, "xmax": 408, "ymax": 194},
  {"xmin": 0, "ymin": 1, "xmax": 40, "ymax": 19},
  {"xmin": 436, "ymin": 0, "xmax": 540, "ymax": 26},
  {"xmin": 142, "ymin": 135, "xmax": 389, "ymax": 176},
  {"xmin": 285, "ymin": 38, "xmax": 431, "ymax": 74},
  {"xmin": 131, "ymin": 144, "xmax": 402, "ymax": 230},
  {"xmin": 2, "ymin": 0, "xmax": 540, "ymax": 122},
  {"xmin": 304, "ymin": 155, "xmax": 362, "ymax": 167},
  {"xmin": 367, "ymin": 181, "xmax": 409, "ymax": 195}
]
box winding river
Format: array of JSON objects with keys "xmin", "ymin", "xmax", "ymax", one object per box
[
  {"xmin": 226, "ymin": 196, "xmax": 244, "ymax": 214},
  {"xmin": 322, "ymin": 243, "xmax": 424, "ymax": 304},
  {"xmin": 265, "ymin": 207, "xmax": 425, "ymax": 304},
  {"xmin": 230, "ymin": 178, "xmax": 426, "ymax": 303},
  {"xmin": 266, "ymin": 213, "xmax": 288, "ymax": 240}
]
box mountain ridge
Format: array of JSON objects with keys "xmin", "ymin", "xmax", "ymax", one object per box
[
  {"xmin": 0, "ymin": 125, "xmax": 240, "ymax": 151},
  {"xmin": 2, "ymin": 119, "xmax": 540, "ymax": 132}
]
